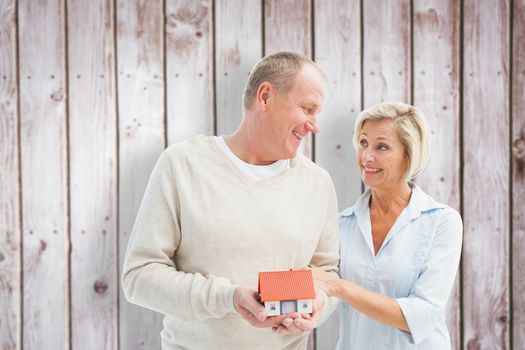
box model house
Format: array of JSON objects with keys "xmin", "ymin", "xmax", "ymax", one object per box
[{"xmin": 257, "ymin": 269, "xmax": 316, "ymax": 316}]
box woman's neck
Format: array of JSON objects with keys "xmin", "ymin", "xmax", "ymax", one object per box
[{"xmin": 369, "ymin": 182, "xmax": 412, "ymax": 215}]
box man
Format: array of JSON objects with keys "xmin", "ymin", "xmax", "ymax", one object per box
[{"xmin": 122, "ymin": 51, "xmax": 339, "ymax": 349}]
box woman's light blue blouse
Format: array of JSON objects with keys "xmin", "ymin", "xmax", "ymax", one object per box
[{"xmin": 337, "ymin": 183, "xmax": 462, "ymax": 350}]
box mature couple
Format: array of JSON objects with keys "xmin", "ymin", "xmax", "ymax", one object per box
[{"xmin": 122, "ymin": 52, "xmax": 462, "ymax": 350}]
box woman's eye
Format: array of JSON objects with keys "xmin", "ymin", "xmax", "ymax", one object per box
[
  {"xmin": 303, "ymin": 107, "xmax": 313, "ymax": 114},
  {"xmin": 378, "ymin": 144, "xmax": 388, "ymax": 151},
  {"xmin": 359, "ymin": 139, "xmax": 368, "ymax": 147}
]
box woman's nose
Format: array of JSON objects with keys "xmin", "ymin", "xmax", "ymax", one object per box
[{"xmin": 363, "ymin": 149, "xmax": 375, "ymax": 161}]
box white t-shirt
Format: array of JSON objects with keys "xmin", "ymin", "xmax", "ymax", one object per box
[{"xmin": 214, "ymin": 136, "xmax": 289, "ymax": 182}]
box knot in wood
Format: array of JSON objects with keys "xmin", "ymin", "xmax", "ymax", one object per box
[
  {"xmin": 466, "ymin": 338, "xmax": 481, "ymax": 350},
  {"xmin": 513, "ymin": 137, "xmax": 525, "ymax": 160},
  {"xmin": 39, "ymin": 240, "xmax": 47, "ymax": 253},
  {"xmin": 51, "ymin": 90, "xmax": 64, "ymax": 102},
  {"xmin": 93, "ymin": 280, "xmax": 108, "ymax": 295}
]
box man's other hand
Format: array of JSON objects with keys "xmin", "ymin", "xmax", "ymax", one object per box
[{"xmin": 233, "ymin": 286, "xmax": 285, "ymax": 328}]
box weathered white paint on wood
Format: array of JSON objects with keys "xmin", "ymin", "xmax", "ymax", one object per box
[
  {"xmin": 215, "ymin": 0, "xmax": 262, "ymax": 135},
  {"xmin": 363, "ymin": 0, "xmax": 410, "ymax": 106},
  {"xmin": 264, "ymin": 0, "xmax": 311, "ymax": 56},
  {"xmin": 264, "ymin": 0, "xmax": 313, "ymax": 160},
  {"xmin": 314, "ymin": 0, "xmax": 361, "ymax": 213},
  {"xmin": 512, "ymin": 0, "xmax": 525, "ymax": 348},
  {"xmin": 412, "ymin": 1, "xmax": 461, "ymax": 349},
  {"xmin": 0, "ymin": 1, "xmax": 21, "ymax": 349},
  {"xmin": 166, "ymin": 0, "xmax": 213, "ymax": 144},
  {"xmin": 314, "ymin": 0, "xmax": 362, "ymax": 348},
  {"xmin": 463, "ymin": 0, "xmax": 510, "ymax": 349},
  {"xmin": 18, "ymin": 0, "xmax": 69, "ymax": 349},
  {"xmin": 68, "ymin": 0, "xmax": 117, "ymax": 349},
  {"xmin": 117, "ymin": 0, "xmax": 165, "ymax": 349}
]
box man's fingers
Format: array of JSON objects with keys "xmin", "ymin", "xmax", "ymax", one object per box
[
  {"xmin": 272, "ymin": 325, "xmax": 290, "ymax": 335},
  {"xmin": 292, "ymin": 317, "xmax": 314, "ymax": 331},
  {"xmin": 243, "ymin": 295, "xmax": 266, "ymax": 321},
  {"xmin": 282, "ymin": 317, "xmax": 305, "ymax": 336},
  {"xmin": 234, "ymin": 287, "xmax": 267, "ymax": 321}
]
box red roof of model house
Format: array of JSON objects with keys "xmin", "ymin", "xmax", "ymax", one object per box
[{"xmin": 258, "ymin": 269, "xmax": 316, "ymax": 302}]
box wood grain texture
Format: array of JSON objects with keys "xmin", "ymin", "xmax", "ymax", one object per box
[
  {"xmin": 512, "ymin": 0, "xmax": 525, "ymax": 348},
  {"xmin": 0, "ymin": 1, "xmax": 21, "ymax": 349},
  {"xmin": 18, "ymin": 0, "xmax": 69, "ymax": 349},
  {"xmin": 363, "ymin": 0, "xmax": 410, "ymax": 106},
  {"xmin": 264, "ymin": 0, "xmax": 313, "ymax": 160},
  {"xmin": 116, "ymin": 0, "xmax": 165, "ymax": 349},
  {"xmin": 314, "ymin": 0, "xmax": 361, "ymax": 348},
  {"xmin": 166, "ymin": 0, "xmax": 213, "ymax": 144},
  {"xmin": 264, "ymin": 0, "xmax": 311, "ymax": 56},
  {"xmin": 412, "ymin": 1, "xmax": 461, "ymax": 349},
  {"xmin": 463, "ymin": 0, "xmax": 510, "ymax": 349},
  {"xmin": 68, "ymin": 0, "xmax": 117, "ymax": 349},
  {"xmin": 314, "ymin": 0, "xmax": 361, "ymax": 212},
  {"xmin": 215, "ymin": 0, "xmax": 262, "ymax": 135}
]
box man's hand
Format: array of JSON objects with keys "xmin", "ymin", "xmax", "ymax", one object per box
[
  {"xmin": 272, "ymin": 288, "xmax": 327, "ymax": 335},
  {"xmin": 233, "ymin": 286, "xmax": 285, "ymax": 328}
]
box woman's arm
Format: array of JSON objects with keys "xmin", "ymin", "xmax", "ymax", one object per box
[
  {"xmin": 314, "ymin": 207, "xmax": 463, "ymax": 345},
  {"xmin": 312, "ymin": 268, "xmax": 409, "ymax": 331}
]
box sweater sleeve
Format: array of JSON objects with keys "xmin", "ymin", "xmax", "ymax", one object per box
[
  {"xmin": 310, "ymin": 175, "xmax": 341, "ymax": 326},
  {"xmin": 396, "ymin": 208, "xmax": 463, "ymax": 345},
  {"xmin": 121, "ymin": 149, "xmax": 237, "ymax": 321}
]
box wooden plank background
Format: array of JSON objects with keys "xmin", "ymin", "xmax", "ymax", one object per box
[
  {"xmin": 412, "ymin": 1, "xmax": 461, "ymax": 349},
  {"xmin": 0, "ymin": 1, "xmax": 523, "ymax": 349},
  {"xmin": 117, "ymin": 0, "xmax": 165, "ymax": 349},
  {"xmin": 0, "ymin": 1, "xmax": 21, "ymax": 348},
  {"xmin": 68, "ymin": 0, "xmax": 118, "ymax": 349},
  {"xmin": 463, "ymin": 0, "xmax": 510, "ymax": 349},
  {"xmin": 18, "ymin": 0, "xmax": 69, "ymax": 349}
]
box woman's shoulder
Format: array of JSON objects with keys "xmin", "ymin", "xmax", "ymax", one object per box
[{"xmin": 339, "ymin": 188, "xmax": 372, "ymax": 218}]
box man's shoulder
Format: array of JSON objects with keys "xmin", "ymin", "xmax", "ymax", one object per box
[
  {"xmin": 162, "ymin": 134, "xmax": 212, "ymax": 158},
  {"xmin": 295, "ymin": 153, "xmax": 333, "ymax": 183},
  {"xmin": 154, "ymin": 135, "xmax": 215, "ymax": 172}
]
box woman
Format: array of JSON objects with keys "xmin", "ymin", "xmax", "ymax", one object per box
[{"xmin": 313, "ymin": 102, "xmax": 462, "ymax": 349}]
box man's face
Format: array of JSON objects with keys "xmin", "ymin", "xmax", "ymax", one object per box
[{"xmin": 262, "ymin": 64, "xmax": 326, "ymax": 160}]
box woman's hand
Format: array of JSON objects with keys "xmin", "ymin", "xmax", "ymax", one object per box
[{"xmin": 311, "ymin": 267, "xmax": 339, "ymax": 297}]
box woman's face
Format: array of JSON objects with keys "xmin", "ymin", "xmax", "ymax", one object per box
[{"xmin": 356, "ymin": 119, "xmax": 408, "ymax": 190}]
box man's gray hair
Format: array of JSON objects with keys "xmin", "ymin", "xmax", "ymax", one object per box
[{"xmin": 242, "ymin": 51, "xmax": 326, "ymax": 110}]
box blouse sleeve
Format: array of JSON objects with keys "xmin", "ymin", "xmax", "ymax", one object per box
[{"xmin": 396, "ymin": 207, "xmax": 463, "ymax": 345}]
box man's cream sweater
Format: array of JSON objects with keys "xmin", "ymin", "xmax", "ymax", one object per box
[{"xmin": 122, "ymin": 135, "xmax": 339, "ymax": 349}]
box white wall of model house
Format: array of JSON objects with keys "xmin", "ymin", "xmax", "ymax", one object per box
[{"xmin": 265, "ymin": 299, "xmax": 313, "ymax": 316}]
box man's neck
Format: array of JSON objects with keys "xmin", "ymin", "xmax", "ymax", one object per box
[{"xmin": 224, "ymin": 120, "xmax": 276, "ymax": 165}]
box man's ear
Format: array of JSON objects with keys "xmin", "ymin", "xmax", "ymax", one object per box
[{"xmin": 256, "ymin": 82, "xmax": 272, "ymax": 111}]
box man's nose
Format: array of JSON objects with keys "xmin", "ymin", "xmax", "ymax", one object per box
[{"xmin": 305, "ymin": 119, "xmax": 319, "ymax": 134}]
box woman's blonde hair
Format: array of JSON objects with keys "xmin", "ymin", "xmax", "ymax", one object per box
[{"xmin": 353, "ymin": 102, "xmax": 431, "ymax": 180}]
